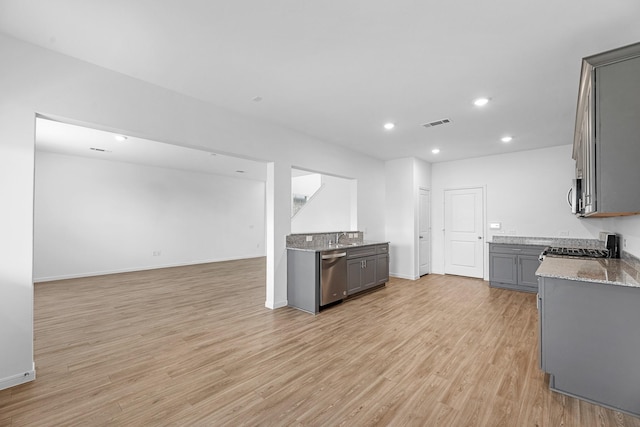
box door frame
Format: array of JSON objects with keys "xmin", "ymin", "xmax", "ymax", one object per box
[
  {"xmin": 442, "ymin": 185, "xmax": 487, "ymax": 279},
  {"xmin": 418, "ymin": 187, "xmax": 431, "ymax": 277}
]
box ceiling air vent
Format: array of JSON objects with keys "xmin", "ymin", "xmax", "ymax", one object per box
[{"xmin": 422, "ymin": 118, "xmax": 451, "ymax": 128}]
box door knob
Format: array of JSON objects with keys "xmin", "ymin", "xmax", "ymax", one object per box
[{"xmin": 478, "ymin": 236, "xmax": 482, "ymax": 239}]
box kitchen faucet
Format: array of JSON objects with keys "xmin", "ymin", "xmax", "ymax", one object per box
[{"xmin": 335, "ymin": 232, "xmax": 347, "ymax": 245}]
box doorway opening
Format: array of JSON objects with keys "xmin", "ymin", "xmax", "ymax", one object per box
[
  {"xmin": 33, "ymin": 116, "xmax": 267, "ymax": 282},
  {"xmin": 419, "ymin": 188, "xmax": 431, "ymax": 276},
  {"xmin": 290, "ymin": 167, "xmax": 357, "ymax": 234}
]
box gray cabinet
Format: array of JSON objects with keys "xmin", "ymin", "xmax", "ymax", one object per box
[
  {"xmin": 489, "ymin": 243, "xmax": 544, "ymax": 293},
  {"xmin": 347, "ymin": 244, "xmax": 389, "ymax": 296},
  {"xmin": 288, "ymin": 243, "xmax": 389, "ymax": 312},
  {"xmin": 538, "ymin": 275, "xmax": 640, "ymax": 416},
  {"xmin": 573, "ymin": 42, "xmax": 640, "ymax": 217},
  {"xmin": 376, "ymin": 244, "xmax": 389, "ymax": 285},
  {"xmin": 287, "ymin": 250, "xmax": 320, "ymax": 314},
  {"xmin": 347, "ymin": 259, "xmax": 364, "ymax": 295}
]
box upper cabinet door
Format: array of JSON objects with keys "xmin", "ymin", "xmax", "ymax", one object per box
[{"xmin": 573, "ymin": 42, "xmax": 640, "ymax": 217}]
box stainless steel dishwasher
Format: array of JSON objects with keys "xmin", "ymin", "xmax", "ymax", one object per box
[{"xmin": 320, "ymin": 249, "xmax": 347, "ymax": 306}]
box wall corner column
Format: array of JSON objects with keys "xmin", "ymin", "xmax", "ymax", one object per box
[{"xmin": 265, "ymin": 162, "xmax": 291, "ymax": 309}]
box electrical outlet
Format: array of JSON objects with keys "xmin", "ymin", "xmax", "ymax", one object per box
[
  {"xmin": 306, "ymin": 235, "xmax": 313, "ymax": 242},
  {"xmin": 624, "ymin": 238, "xmax": 627, "ymax": 248},
  {"xmin": 152, "ymin": 251, "xmax": 161, "ymax": 256}
]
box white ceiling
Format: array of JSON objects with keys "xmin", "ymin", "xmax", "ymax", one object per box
[
  {"xmin": 3, "ymin": 0, "xmax": 640, "ymax": 163},
  {"xmin": 36, "ymin": 118, "xmax": 267, "ymax": 181}
]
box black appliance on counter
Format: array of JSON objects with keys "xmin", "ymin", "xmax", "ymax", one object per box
[{"xmin": 603, "ymin": 232, "xmax": 621, "ymax": 258}]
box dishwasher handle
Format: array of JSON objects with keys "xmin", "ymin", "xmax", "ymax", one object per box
[{"xmin": 321, "ymin": 252, "xmax": 347, "ymax": 259}]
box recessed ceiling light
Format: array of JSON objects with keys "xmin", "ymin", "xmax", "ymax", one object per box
[
  {"xmin": 501, "ymin": 136, "xmax": 513, "ymax": 143},
  {"xmin": 432, "ymin": 148, "xmax": 440, "ymax": 154},
  {"xmin": 252, "ymin": 96, "xmax": 263, "ymax": 102},
  {"xmin": 384, "ymin": 122, "xmax": 395, "ymax": 130},
  {"xmin": 473, "ymin": 97, "xmax": 490, "ymax": 107},
  {"xmin": 236, "ymin": 170, "xmax": 246, "ymax": 174},
  {"xmin": 114, "ymin": 135, "xmax": 127, "ymax": 142}
]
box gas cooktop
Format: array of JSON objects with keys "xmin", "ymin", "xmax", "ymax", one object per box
[{"xmin": 542, "ymin": 246, "xmax": 610, "ymax": 259}]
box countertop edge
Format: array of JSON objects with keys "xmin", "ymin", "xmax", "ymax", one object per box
[
  {"xmin": 287, "ymin": 241, "xmax": 390, "ymax": 252},
  {"xmin": 537, "ymin": 257, "xmax": 640, "ymax": 289}
]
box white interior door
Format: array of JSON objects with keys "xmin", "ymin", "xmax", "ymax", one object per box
[
  {"xmin": 419, "ymin": 189, "xmax": 430, "ymax": 276},
  {"xmin": 444, "ymin": 187, "xmax": 484, "ymax": 278}
]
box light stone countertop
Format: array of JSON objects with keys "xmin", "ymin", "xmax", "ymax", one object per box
[
  {"xmin": 489, "ymin": 235, "xmax": 603, "ymax": 249},
  {"xmin": 536, "ymin": 256, "xmax": 640, "ymax": 288},
  {"xmin": 286, "ymin": 240, "xmax": 389, "ymax": 252}
]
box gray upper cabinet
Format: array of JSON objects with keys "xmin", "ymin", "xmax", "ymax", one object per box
[{"xmin": 573, "ymin": 42, "xmax": 640, "ymax": 217}]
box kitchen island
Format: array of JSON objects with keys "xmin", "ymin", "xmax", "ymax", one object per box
[
  {"xmin": 287, "ymin": 232, "xmax": 389, "ymax": 314},
  {"xmin": 536, "ymin": 255, "xmax": 640, "ymax": 417}
]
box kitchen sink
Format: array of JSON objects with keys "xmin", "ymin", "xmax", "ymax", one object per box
[{"xmin": 331, "ymin": 243, "xmax": 359, "ymax": 248}]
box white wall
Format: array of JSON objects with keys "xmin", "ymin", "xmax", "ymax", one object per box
[
  {"xmin": 611, "ymin": 216, "xmax": 640, "ymax": 258},
  {"xmin": 431, "ymin": 145, "xmax": 609, "ymax": 279},
  {"xmin": 0, "ymin": 34, "xmax": 386, "ymax": 390},
  {"xmin": 385, "ymin": 158, "xmax": 431, "ymax": 280},
  {"xmin": 291, "ymin": 174, "xmax": 354, "ymax": 233},
  {"xmin": 34, "ymin": 151, "xmax": 266, "ymax": 281},
  {"xmin": 291, "ymin": 173, "xmax": 321, "ymax": 197}
]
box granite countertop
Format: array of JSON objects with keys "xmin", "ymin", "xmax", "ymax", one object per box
[
  {"xmin": 489, "ymin": 235, "xmax": 603, "ymax": 249},
  {"xmin": 537, "ymin": 256, "xmax": 640, "ymax": 288},
  {"xmin": 287, "ymin": 240, "xmax": 389, "ymax": 252}
]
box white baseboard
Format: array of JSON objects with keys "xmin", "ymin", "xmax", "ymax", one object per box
[
  {"xmin": 390, "ymin": 273, "xmax": 419, "ymax": 280},
  {"xmin": 266, "ymin": 299, "xmax": 288, "ymax": 310},
  {"xmin": 0, "ymin": 366, "xmax": 35, "ymax": 391},
  {"xmin": 34, "ymin": 254, "xmax": 266, "ymax": 283}
]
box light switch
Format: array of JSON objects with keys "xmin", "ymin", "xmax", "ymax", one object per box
[{"xmin": 306, "ymin": 236, "xmax": 313, "ymax": 242}]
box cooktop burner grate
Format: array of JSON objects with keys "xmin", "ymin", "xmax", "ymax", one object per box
[{"xmin": 544, "ymin": 247, "xmax": 610, "ymax": 258}]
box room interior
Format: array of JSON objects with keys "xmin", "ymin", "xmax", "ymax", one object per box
[{"xmin": 2, "ymin": 0, "xmax": 640, "ymax": 424}]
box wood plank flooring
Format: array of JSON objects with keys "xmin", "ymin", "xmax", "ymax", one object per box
[{"xmin": 1, "ymin": 257, "xmax": 638, "ymax": 426}]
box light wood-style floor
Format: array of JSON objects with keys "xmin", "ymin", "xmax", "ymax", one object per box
[{"xmin": 1, "ymin": 258, "xmax": 639, "ymax": 426}]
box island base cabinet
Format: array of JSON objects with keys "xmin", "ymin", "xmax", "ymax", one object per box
[
  {"xmin": 376, "ymin": 254, "xmax": 389, "ymax": 285},
  {"xmin": 347, "ymin": 256, "xmax": 376, "ymax": 295},
  {"xmin": 347, "ymin": 259, "xmax": 363, "ymax": 295},
  {"xmin": 287, "ymin": 250, "xmax": 319, "ymax": 314},
  {"xmin": 347, "ymin": 244, "xmax": 389, "ymax": 296},
  {"xmin": 539, "ymin": 276, "xmax": 640, "ymax": 417}
]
